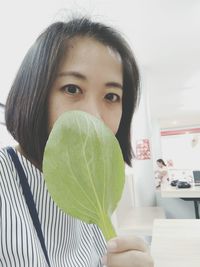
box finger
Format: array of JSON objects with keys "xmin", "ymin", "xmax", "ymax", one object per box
[
  {"xmin": 105, "ymin": 250, "xmax": 153, "ymax": 267},
  {"xmin": 107, "ymin": 235, "xmax": 149, "ymax": 253}
]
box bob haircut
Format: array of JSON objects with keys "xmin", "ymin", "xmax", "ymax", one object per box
[{"xmin": 5, "ymin": 17, "xmax": 140, "ymax": 167}]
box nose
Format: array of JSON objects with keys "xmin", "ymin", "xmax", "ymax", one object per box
[{"xmin": 79, "ymin": 97, "xmax": 102, "ymax": 120}]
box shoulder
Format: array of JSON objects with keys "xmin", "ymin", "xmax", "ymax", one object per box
[
  {"xmin": 0, "ymin": 147, "xmax": 12, "ymax": 168},
  {"xmin": 0, "ymin": 147, "xmax": 15, "ymax": 178},
  {"xmin": 0, "ymin": 147, "xmax": 16, "ymax": 204}
]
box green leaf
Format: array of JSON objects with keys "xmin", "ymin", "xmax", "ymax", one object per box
[{"xmin": 43, "ymin": 110, "xmax": 125, "ymax": 241}]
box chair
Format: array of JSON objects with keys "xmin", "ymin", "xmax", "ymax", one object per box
[{"xmin": 112, "ymin": 173, "xmax": 166, "ymax": 237}]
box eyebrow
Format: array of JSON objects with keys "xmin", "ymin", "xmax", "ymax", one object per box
[
  {"xmin": 57, "ymin": 71, "xmax": 123, "ymax": 90},
  {"xmin": 58, "ymin": 71, "xmax": 86, "ymax": 80},
  {"xmin": 105, "ymin": 82, "xmax": 123, "ymax": 90}
]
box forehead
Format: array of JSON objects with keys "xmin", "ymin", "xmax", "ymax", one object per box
[
  {"xmin": 61, "ymin": 36, "xmax": 122, "ymax": 69},
  {"xmin": 55, "ymin": 36, "xmax": 123, "ymax": 86}
]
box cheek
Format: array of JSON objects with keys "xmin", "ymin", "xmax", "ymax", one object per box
[
  {"xmin": 48, "ymin": 110, "xmax": 59, "ymax": 130},
  {"xmin": 114, "ymin": 115, "xmax": 122, "ymax": 134},
  {"xmin": 106, "ymin": 109, "xmax": 122, "ymax": 135},
  {"xmin": 48, "ymin": 98, "xmax": 67, "ymax": 133}
]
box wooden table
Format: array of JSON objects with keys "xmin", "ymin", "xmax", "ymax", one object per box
[
  {"xmin": 151, "ymin": 219, "xmax": 200, "ymax": 267},
  {"xmin": 161, "ymin": 183, "xmax": 200, "ymax": 218}
]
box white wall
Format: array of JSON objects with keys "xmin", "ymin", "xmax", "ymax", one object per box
[
  {"xmin": 0, "ymin": 125, "xmax": 17, "ymax": 148},
  {"xmin": 131, "ymin": 71, "xmax": 156, "ymax": 207},
  {"xmin": 161, "ymin": 133, "xmax": 200, "ymax": 170},
  {"xmin": 151, "ymin": 119, "xmax": 163, "ymax": 169}
]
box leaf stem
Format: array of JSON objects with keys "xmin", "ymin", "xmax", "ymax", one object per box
[{"xmin": 98, "ymin": 213, "xmax": 116, "ymax": 241}]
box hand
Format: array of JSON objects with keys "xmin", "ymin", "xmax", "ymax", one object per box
[{"xmin": 102, "ymin": 235, "xmax": 154, "ymax": 267}]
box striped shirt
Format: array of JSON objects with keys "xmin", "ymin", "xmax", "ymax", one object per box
[{"xmin": 0, "ymin": 147, "xmax": 106, "ymax": 266}]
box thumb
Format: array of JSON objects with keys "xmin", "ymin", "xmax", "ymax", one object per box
[{"xmin": 107, "ymin": 236, "xmax": 149, "ymax": 253}]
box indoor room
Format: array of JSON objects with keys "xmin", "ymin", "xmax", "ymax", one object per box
[{"xmin": 0, "ymin": 1, "xmax": 200, "ymax": 266}]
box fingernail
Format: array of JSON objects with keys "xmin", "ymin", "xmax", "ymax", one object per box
[
  {"xmin": 101, "ymin": 255, "xmax": 107, "ymax": 265},
  {"xmin": 107, "ymin": 240, "xmax": 117, "ymax": 252}
]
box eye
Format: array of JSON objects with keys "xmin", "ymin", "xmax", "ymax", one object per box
[
  {"xmin": 62, "ymin": 84, "xmax": 82, "ymax": 95},
  {"xmin": 105, "ymin": 93, "xmax": 121, "ymax": 103}
]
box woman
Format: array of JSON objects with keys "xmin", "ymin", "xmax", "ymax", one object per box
[
  {"xmin": 155, "ymin": 159, "xmax": 169, "ymax": 188},
  {"xmin": 0, "ymin": 17, "xmax": 153, "ymax": 266}
]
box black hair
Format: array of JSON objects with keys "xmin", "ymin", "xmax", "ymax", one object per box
[
  {"xmin": 5, "ymin": 17, "xmax": 140, "ymax": 167},
  {"xmin": 157, "ymin": 159, "xmax": 167, "ymax": 166}
]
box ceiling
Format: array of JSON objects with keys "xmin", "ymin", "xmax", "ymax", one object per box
[{"xmin": 1, "ymin": 0, "xmax": 200, "ymax": 129}]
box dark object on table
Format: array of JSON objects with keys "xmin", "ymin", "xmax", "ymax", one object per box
[
  {"xmin": 170, "ymin": 180, "xmax": 179, "ymax": 186},
  {"xmin": 193, "ymin": 170, "xmax": 200, "ymax": 186},
  {"xmin": 177, "ymin": 181, "xmax": 191, "ymax": 188}
]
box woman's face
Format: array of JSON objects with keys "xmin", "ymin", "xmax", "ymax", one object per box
[
  {"xmin": 48, "ymin": 36, "xmax": 123, "ymax": 134},
  {"xmin": 157, "ymin": 161, "xmax": 163, "ymax": 168}
]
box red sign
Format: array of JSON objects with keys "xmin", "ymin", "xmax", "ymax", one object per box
[{"xmin": 136, "ymin": 139, "xmax": 151, "ymax": 160}]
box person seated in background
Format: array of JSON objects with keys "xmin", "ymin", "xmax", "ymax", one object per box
[{"xmin": 155, "ymin": 159, "xmax": 169, "ymax": 188}]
